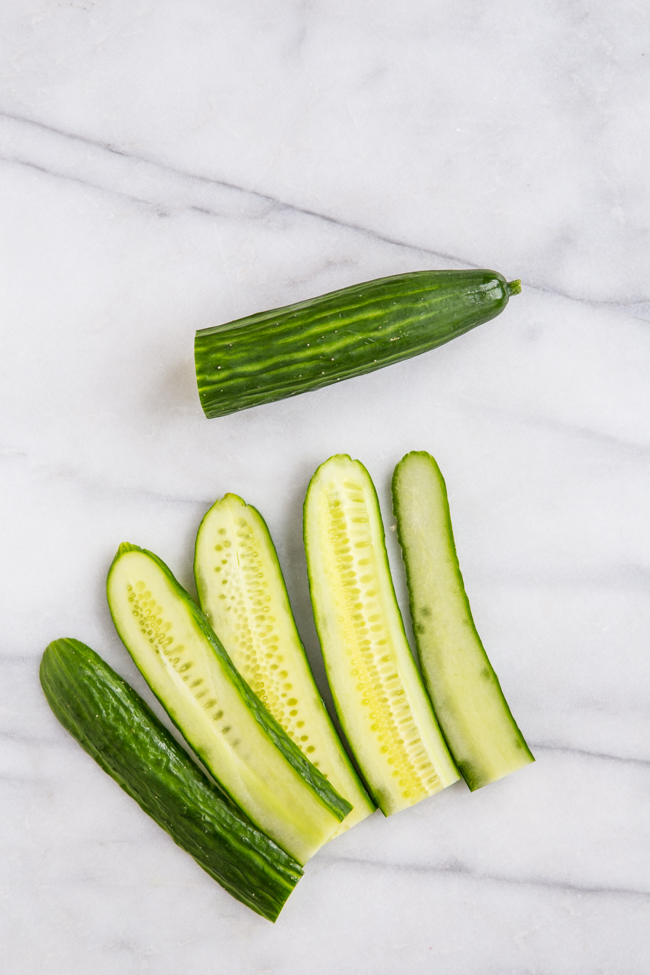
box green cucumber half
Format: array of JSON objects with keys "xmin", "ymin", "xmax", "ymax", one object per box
[
  {"xmin": 195, "ymin": 270, "xmax": 521, "ymax": 417},
  {"xmin": 107, "ymin": 544, "xmax": 351, "ymax": 864},
  {"xmin": 304, "ymin": 455, "xmax": 459, "ymax": 816},
  {"xmin": 194, "ymin": 493, "xmax": 375, "ymax": 834},
  {"xmin": 392, "ymin": 451, "xmax": 534, "ymax": 790},
  {"xmin": 40, "ymin": 638, "xmax": 302, "ymax": 922}
]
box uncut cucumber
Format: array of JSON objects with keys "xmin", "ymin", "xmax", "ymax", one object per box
[
  {"xmin": 107, "ymin": 544, "xmax": 351, "ymax": 865},
  {"xmin": 304, "ymin": 455, "xmax": 459, "ymax": 816},
  {"xmin": 194, "ymin": 493, "xmax": 375, "ymax": 834},
  {"xmin": 392, "ymin": 452, "xmax": 534, "ymax": 790},
  {"xmin": 195, "ymin": 270, "xmax": 521, "ymax": 418},
  {"xmin": 40, "ymin": 638, "xmax": 302, "ymax": 922}
]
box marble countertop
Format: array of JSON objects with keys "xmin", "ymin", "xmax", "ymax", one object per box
[{"xmin": 2, "ymin": 3, "xmax": 649, "ymax": 972}]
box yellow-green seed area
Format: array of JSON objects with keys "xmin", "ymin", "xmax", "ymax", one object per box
[
  {"xmin": 196, "ymin": 496, "xmax": 377, "ymax": 834},
  {"xmin": 197, "ymin": 502, "xmax": 319, "ymax": 762},
  {"xmin": 320, "ymin": 476, "xmax": 440, "ymax": 806},
  {"xmin": 126, "ymin": 580, "xmax": 231, "ymax": 734},
  {"xmin": 306, "ymin": 457, "xmax": 459, "ymax": 815}
]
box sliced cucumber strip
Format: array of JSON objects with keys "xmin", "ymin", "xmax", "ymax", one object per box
[
  {"xmin": 194, "ymin": 493, "xmax": 375, "ymax": 834},
  {"xmin": 107, "ymin": 543, "xmax": 351, "ymax": 864},
  {"xmin": 40, "ymin": 638, "xmax": 302, "ymax": 922},
  {"xmin": 392, "ymin": 451, "xmax": 535, "ymax": 790},
  {"xmin": 304, "ymin": 455, "xmax": 459, "ymax": 816}
]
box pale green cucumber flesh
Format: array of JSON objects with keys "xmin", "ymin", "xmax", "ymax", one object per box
[
  {"xmin": 40, "ymin": 638, "xmax": 301, "ymax": 922},
  {"xmin": 392, "ymin": 452, "xmax": 534, "ymax": 791},
  {"xmin": 107, "ymin": 544, "xmax": 351, "ymax": 864},
  {"xmin": 304, "ymin": 455, "xmax": 459, "ymax": 816},
  {"xmin": 194, "ymin": 494, "xmax": 375, "ymax": 833}
]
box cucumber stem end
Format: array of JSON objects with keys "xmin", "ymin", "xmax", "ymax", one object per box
[{"xmin": 507, "ymin": 279, "xmax": 522, "ymax": 296}]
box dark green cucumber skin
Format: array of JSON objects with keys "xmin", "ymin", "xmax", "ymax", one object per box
[
  {"xmin": 40, "ymin": 638, "xmax": 302, "ymax": 922},
  {"xmin": 195, "ymin": 270, "xmax": 519, "ymax": 418},
  {"xmin": 109, "ymin": 544, "xmax": 352, "ymax": 826}
]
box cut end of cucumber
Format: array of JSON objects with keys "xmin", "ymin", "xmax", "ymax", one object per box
[
  {"xmin": 507, "ymin": 279, "xmax": 522, "ymax": 296},
  {"xmin": 463, "ymin": 745, "xmax": 535, "ymax": 792},
  {"xmin": 115, "ymin": 541, "xmax": 143, "ymax": 559}
]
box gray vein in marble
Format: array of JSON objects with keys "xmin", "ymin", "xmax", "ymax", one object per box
[
  {"xmin": 0, "ymin": 109, "xmax": 152, "ymax": 159},
  {"xmin": 473, "ymin": 564, "xmax": 650, "ymax": 591},
  {"xmin": 322, "ymin": 855, "xmax": 650, "ymax": 901},
  {"xmin": 3, "ymin": 108, "xmax": 452, "ymax": 248},
  {"xmin": 2, "ymin": 154, "xmax": 167, "ymax": 216},
  {"xmin": 2, "ymin": 109, "xmax": 649, "ymax": 310},
  {"xmin": 529, "ymin": 416, "xmax": 650, "ymax": 458},
  {"xmin": 7, "ymin": 438, "xmax": 649, "ymax": 600},
  {"xmin": 0, "ymin": 448, "xmax": 210, "ymax": 509},
  {"xmin": 532, "ymin": 743, "xmax": 650, "ymax": 769},
  {"xmin": 0, "ymin": 731, "xmax": 59, "ymax": 747},
  {"xmin": 459, "ymin": 401, "xmax": 650, "ymax": 457},
  {"xmin": 0, "ymin": 142, "xmax": 457, "ymax": 259},
  {"xmin": 0, "ymin": 772, "xmax": 48, "ymax": 786}
]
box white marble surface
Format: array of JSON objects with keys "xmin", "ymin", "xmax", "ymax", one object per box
[{"xmin": 2, "ymin": 2, "xmax": 650, "ymax": 972}]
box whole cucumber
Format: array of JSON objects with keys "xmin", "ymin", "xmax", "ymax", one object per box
[
  {"xmin": 40, "ymin": 638, "xmax": 302, "ymax": 922},
  {"xmin": 195, "ymin": 269, "xmax": 520, "ymax": 418}
]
